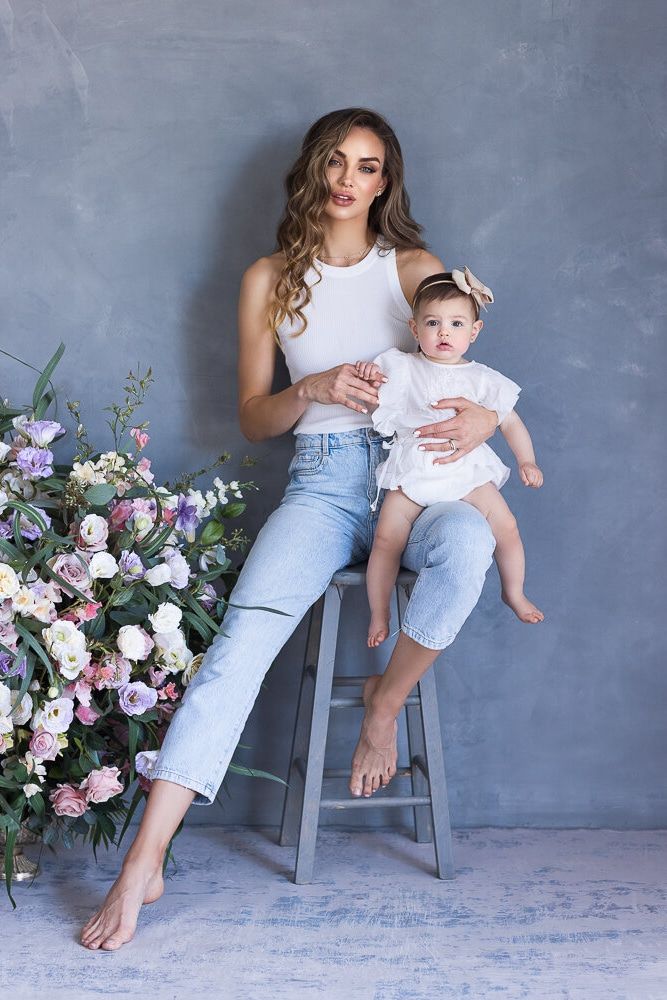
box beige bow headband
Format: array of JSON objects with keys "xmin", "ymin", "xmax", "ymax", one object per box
[{"xmin": 413, "ymin": 266, "xmax": 494, "ymax": 314}]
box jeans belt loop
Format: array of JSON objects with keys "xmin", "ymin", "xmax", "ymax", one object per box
[{"xmin": 322, "ymin": 433, "xmax": 329, "ymax": 457}]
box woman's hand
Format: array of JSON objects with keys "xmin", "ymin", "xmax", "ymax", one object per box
[
  {"xmin": 414, "ymin": 397, "xmax": 498, "ymax": 464},
  {"xmin": 300, "ymin": 363, "xmax": 387, "ymax": 415}
]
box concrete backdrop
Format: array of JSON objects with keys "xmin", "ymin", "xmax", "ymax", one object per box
[{"xmin": 1, "ymin": 1, "xmax": 665, "ymax": 828}]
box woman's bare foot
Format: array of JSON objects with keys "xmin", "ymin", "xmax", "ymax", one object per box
[
  {"xmin": 80, "ymin": 856, "xmax": 164, "ymax": 951},
  {"xmin": 349, "ymin": 674, "xmax": 398, "ymax": 798},
  {"xmin": 367, "ymin": 611, "xmax": 390, "ymax": 647},
  {"xmin": 502, "ymin": 590, "xmax": 544, "ymax": 624}
]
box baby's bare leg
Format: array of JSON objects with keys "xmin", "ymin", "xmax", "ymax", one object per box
[
  {"xmin": 463, "ymin": 483, "xmax": 544, "ymax": 624},
  {"xmin": 367, "ymin": 489, "xmax": 423, "ymax": 646}
]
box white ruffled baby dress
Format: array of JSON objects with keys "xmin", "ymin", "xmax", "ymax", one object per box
[{"xmin": 371, "ymin": 348, "xmax": 521, "ymax": 509}]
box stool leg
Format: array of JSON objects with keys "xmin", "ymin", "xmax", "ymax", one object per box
[
  {"xmin": 396, "ymin": 583, "xmax": 433, "ymax": 844},
  {"xmin": 294, "ymin": 583, "xmax": 344, "ymax": 884},
  {"xmin": 280, "ymin": 597, "xmax": 324, "ymax": 847},
  {"xmin": 418, "ymin": 666, "xmax": 455, "ymax": 879}
]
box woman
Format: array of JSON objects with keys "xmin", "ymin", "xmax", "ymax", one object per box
[{"xmin": 81, "ymin": 108, "xmax": 497, "ymax": 950}]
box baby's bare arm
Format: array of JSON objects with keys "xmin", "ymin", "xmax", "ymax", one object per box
[{"xmin": 499, "ymin": 411, "xmax": 543, "ymax": 488}]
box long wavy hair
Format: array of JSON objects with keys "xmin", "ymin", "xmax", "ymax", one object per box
[{"xmin": 270, "ymin": 108, "xmax": 427, "ymax": 340}]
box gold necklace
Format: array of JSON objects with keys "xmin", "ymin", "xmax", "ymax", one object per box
[{"xmin": 319, "ymin": 243, "xmax": 372, "ymax": 262}]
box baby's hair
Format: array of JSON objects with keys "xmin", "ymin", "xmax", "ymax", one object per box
[{"xmin": 412, "ymin": 272, "xmax": 480, "ymax": 321}]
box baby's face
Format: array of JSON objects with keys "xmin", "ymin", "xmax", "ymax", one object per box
[{"xmin": 410, "ymin": 296, "xmax": 483, "ymax": 365}]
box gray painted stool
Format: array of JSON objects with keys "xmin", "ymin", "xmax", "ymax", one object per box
[{"xmin": 280, "ymin": 562, "xmax": 455, "ymax": 883}]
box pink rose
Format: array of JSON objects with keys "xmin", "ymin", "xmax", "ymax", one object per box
[
  {"xmin": 29, "ymin": 729, "xmax": 59, "ymax": 761},
  {"xmin": 109, "ymin": 499, "xmax": 134, "ymax": 532},
  {"xmin": 48, "ymin": 553, "xmax": 93, "ymax": 598},
  {"xmin": 79, "ymin": 766, "xmax": 124, "ymax": 804},
  {"xmin": 50, "ymin": 783, "xmax": 88, "ymax": 817},
  {"xmin": 75, "ymin": 704, "xmax": 100, "ymax": 726}
]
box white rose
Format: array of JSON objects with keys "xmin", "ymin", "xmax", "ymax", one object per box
[
  {"xmin": 11, "ymin": 585, "xmax": 37, "ymax": 616},
  {"xmin": 153, "ymin": 629, "xmax": 192, "ymax": 674},
  {"xmin": 23, "ymin": 783, "xmax": 42, "ymax": 798},
  {"xmin": 0, "ymin": 442, "xmax": 10, "ymax": 463},
  {"xmin": 89, "ymin": 551, "xmax": 119, "ymax": 579},
  {"xmin": 135, "ymin": 749, "xmax": 160, "ymax": 779},
  {"xmin": 57, "ymin": 644, "xmax": 90, "ymax": 680},
  {"xmin": 10, "ymin": 690, "xmax": 33, "ymax": 726},
  {"xmin": 160, "ymin": 549, "xmax": 190, "ymax": 590},
  {"xmin": 144, "ymin": 563, "xmax": 172, "ymax": 586},
  {"xmin": 31, "ymin": 598, "xmax": 56, "ymax": 623},
  {"xmin": 148, "ymin": 602, "xmax": 183, "ymax": 633},
  {"xmin": 42, "ymin": 620, "xmax": 86, "ymax": 661},
  {"xmin": 78, "ymin": 513, "xmax": 109, "ymax": 550},
  {"xmin": 0, "ymin": 564, "xmax": 20, "ymax": 599},
  {"xmin": 31, "ymin": 697, "xmax": 74, "ymax": 734},
  {"xmin": 116, "ymin": 624, "xmax": 153, "ymax": 661},
  {"xmin": 0, "ymin": 682, "xmax": 11, "ymax": 716}
]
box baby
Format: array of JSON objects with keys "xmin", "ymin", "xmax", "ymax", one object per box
[{"xmin": 356, "ymin": 268, "xmax": 544, "ymax": 647}]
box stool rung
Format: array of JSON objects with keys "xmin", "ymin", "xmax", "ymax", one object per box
[
  {"xmin": 330, "ymin": 694, "xmax": 420, "ymax": 709},
  {"xmin": 331, "ymin": 676, "xmax": 372, "ymax": 687},
  {"xmin": 320, "ymin": 795, "xmax": 432, "ymax": 809},
  {"xmin": 323, "ymin": 767, "xmax": 412, "ymax": 779}
]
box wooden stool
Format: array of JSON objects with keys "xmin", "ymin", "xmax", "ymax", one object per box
[{"xmin": 279, "ymin": 563, "xmax": 455, "ymax": 883}]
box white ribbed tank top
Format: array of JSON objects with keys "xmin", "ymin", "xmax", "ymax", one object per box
[{"xmin": 277, "ymin": 245, "xmax": 415, "ymax": 435}]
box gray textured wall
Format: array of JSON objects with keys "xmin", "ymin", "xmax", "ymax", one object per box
[{"xmin": 1, "ymin": 1, "xmax": 665, "ymax": 829}]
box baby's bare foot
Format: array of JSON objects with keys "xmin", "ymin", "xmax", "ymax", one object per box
[
  {"xmin": 349, "ymin": 674, "xmax": 398, "ymax": 798},
  {"xmin": 367, "ymin": 612, "xmax": 390, "ymax": 647},
  {"xmin": 502, "ymin": 590, "xmax": 544, "ymax": 624},
  {"xmin": 80, "ymin": 857, "xmax": 164, "ymax": 951}
]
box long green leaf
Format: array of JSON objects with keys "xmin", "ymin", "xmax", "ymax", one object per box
[
  {"xmin": 127, "ymin": 718, "xmax": 140, "ymax": 784},
  {"xmin": 0, "ymin": 537, "xmax": 22, "ymax": 562},
  {"xmin": 32, "ymin": 342, "xmax": 65, "ymax": 411},
  {"xmin": 10, "ymin": 649, "xmax": 34, "ymax": 713},
  {"xmin": 3, "ymin": 825, "xmax": 17, "ymax": 908},
  {"xmin": 181, "ymin": 589, "xmax": 223, "ymax": 634},
  {"xmin": 116, "ymin": 785, "xmax": 145, "ymax": 847},
  {"xmin": 4, "ymin": 500, "xmax": 48, "ymax": 533},
  {"xmin": 13, "ymin": 623, "xmax": 54, "ymax": 683}
]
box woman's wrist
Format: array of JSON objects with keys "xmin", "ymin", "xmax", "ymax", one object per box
[{"xmin": 296, "ymin": 375, "xmax": 312, "ymax": 404}]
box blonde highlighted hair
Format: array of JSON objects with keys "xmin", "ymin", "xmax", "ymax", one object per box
[{"xmin": 270, "ymin": 108, "xmax": 426, "ymax": 341}]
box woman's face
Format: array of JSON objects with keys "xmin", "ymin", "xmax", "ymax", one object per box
[{"xmin": 323, "ymin": 126, "xmax": 386, "ymax": 223}]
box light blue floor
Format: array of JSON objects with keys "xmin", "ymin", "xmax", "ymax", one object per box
[{"xmin": 4, "ymin": 827, "xmax": 667, "ymax": 999}]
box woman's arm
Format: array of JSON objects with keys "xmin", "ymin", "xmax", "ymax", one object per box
[
  {"xmin": 238, "ymin": 257, "xmax": 387, "ymax": 443},
  {"xmin": 395, "ymin": 248, "xmax": 498, "ymax": 460}
]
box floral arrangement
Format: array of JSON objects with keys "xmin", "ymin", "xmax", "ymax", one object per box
[{"xmin": 0, "ymin": 344, "xmax": 263, "ymax": 904}]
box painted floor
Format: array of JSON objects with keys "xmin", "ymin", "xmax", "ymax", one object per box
[{"xmin": 3, "ymin": 827, "xmax": 667, "ymax": 1000}]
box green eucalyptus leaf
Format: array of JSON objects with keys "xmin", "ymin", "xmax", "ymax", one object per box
[{"xmin": 83, "ymin": 483, "xmax": 117, "ymax": 506}]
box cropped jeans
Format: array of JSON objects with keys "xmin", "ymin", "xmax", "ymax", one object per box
[{"xmin": 153, "ymin": 428, "xmax": 495, "ymax": 804}]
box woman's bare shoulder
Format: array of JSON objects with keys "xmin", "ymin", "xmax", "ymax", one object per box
[
  {"xmin": 395, "ymin": 248, "xmax": 445, "ymax": 303},
  {"xmin": 242, "ymin": 251, "xmax": 283, "ymax": 289}
]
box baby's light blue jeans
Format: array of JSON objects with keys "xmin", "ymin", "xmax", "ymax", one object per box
[{"xmin": 153, "ymin": 428, "xmax": 495, "ymax": 804}]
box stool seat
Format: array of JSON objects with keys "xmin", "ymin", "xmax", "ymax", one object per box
[{"xmin": 280, "ymin": 561, "xmax": 455, "ymax": 883}]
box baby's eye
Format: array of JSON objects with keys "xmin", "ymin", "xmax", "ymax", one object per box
[
  {"xmin": 452, "ymin": 321, "xmax": 463, "ymax": 328},
  {"xmin": 426, "ymin": 320, "xmax": 439, "ymax": 327}
]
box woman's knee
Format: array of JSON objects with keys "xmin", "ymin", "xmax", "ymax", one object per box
[{"xmin": 426, "ymin": 501, "xmax": 495, "ymax": 565}]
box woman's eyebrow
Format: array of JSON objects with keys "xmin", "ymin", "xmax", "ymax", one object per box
[{"xmin": 332, "ymin": 149, "xmax": 381, "ymax": 164}]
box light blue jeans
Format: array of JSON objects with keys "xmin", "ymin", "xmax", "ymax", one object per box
[{"xmin": 153, "ymin": 428, "xmax": 495, "ymax": 804}]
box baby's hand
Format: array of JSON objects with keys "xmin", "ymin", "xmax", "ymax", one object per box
[
  {"xmin": 354, "ymin": 361, "xmax": 387, "ymax": 386},
  {"xmin": 520, "ymin": 462, "xmax": 543, "ymax": 488}
]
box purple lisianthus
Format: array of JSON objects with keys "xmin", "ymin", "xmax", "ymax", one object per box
[
  {"xmin": 23, "ymin": 420, "xmax": 65, "ymax": 447},
  {"xmin": 198, "ymin": 582, "xmax": 217, "ymax": 611},
  {"xmin": 0, "ymin": 521, "xmax": 12, "ymax": 539},
  {"xmin": 0, "ymin": 652, "xmax": 26, "ymax": 678},
  {"xmin": 118, "ymin": 549, "xmax": 145, "ymax": 583},
  {"xmin": 15, "ymin": 446, "xmax": 54, "ymax": 481},
  {"xmin": 117, "ymin": 681, "xmax": 158, "ymax": 717},
  {"xmin": 19, "ymin": 507, "xmax": 52, "ymax": 540},
  {"xmin": 174, "ymin": 493, "xmax": 200, "ymax": 538}
]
